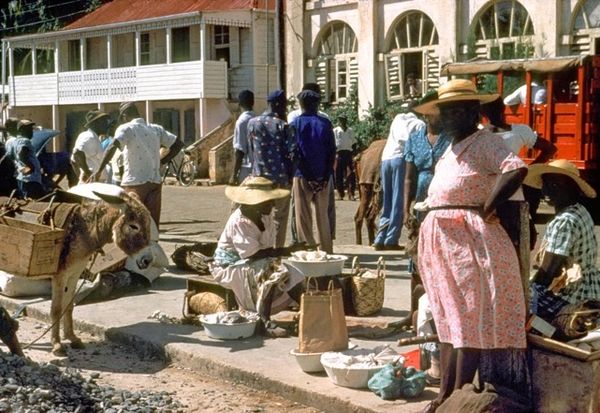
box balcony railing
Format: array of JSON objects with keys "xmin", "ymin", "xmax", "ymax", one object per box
[{"xmin": 9, "ymin": 60, "xmax": 228, "ymax": 106}]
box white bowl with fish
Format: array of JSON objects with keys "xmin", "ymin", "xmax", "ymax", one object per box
[
  {"xmin": 199, "ymin": 310, "xmax": 259, "ymax": 340},
  {"xmin": 286, "ymin": 250, "xmax": 348, "ymax": 277}
]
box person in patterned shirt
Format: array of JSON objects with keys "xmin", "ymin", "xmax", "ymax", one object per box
[
  {"xmin": 247, "ymin": 90, "xmax": 295, "ymax": 248},
  {"xmin": 526, "ymin": 159, "xmax": 599, "ymax": 318}
]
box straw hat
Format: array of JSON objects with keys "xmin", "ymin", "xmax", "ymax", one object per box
[
  {"xmin": 84, "ymin": 110, "xmax": 110, "ymax": 129},
  {"xmin": 225, "ymin": 176, "xmax": 290, "ymax": 205},
  {"xmin": 413, "ymin": 79, "xmax": 499, "ymax": 115},
  {"xmin": 524, "ymin": 159, "xmax": 596, "ymax": 198}
]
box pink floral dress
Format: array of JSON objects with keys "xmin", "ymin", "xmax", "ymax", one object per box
[{"xmin": 418, "ymin": 129, "xmax": 527, "ymax": 349}]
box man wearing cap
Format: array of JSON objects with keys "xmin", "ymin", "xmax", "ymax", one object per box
[
  {"xmin": 94, "ymin": 102, "xmax": 184, "ymax": 228},
  {"xmin": 287, "ymin": 83, "xmax": 336, "ymax": 244},
  {"xmin": 71, "ymin": 110, "xmax": 111, "ymax": 183},
  {"xmin": 289, "ymin": 89, "xmax": 336, "ymax": 253},
  {"xmin": 247, "ymin": 89, "xmax": 294, "ymax": 248},
  {"xmin": 229, "ymin": 90, "xmax": 256, "ymax": 186},
  {"xmin": 8, "ymin": 119, "xmax": 45, "ymax": 199}
]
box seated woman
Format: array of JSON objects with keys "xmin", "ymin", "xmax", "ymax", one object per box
[
  {"xmin": 525, "ymin": 159, "xmax": 599, "ymax": 319},
  {"xmin": 211, "ymin": 176, "xmax": 304, "ymax": 323}
]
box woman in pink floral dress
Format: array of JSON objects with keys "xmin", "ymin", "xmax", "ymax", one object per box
[{"xmin": 414, "ymin": 80, "xmax": 528, "ymax": 412}]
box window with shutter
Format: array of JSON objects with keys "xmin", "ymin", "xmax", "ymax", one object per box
[
  {"xmin": 471, "ymin": 1, "xmax": 534, "ymax": 59},
  {"xmin": 314, "ymin": 22, "xmax": 358, "ymax": 104},
  {"xmin": 384, "ymin": 11, "xmax": 439, "ymax": 100}
]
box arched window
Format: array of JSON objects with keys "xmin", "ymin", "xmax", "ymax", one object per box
[
  {"xmin": 571, "ymin": 0, "xmax": 600, "ymax": 54},
  {"xmin": 384, "ymin": 11, "xmax": 439, "ymax": 100},
  {"xmin": 472, "ymin": 0, "xmax": 534, "ymax": 59},
  {"xmin": 314, "ymin": 22, "xmax": 358, "ymax": 103}
]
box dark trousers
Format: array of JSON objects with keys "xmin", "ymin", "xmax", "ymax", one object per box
[
  {"xmin": 17, "ymin": 181, "xmax": 46, "ymax": 199},
  {"xmin": 123, "ymin": 182, "xmax": 162, "ymax": 229},
  {"xmin": 334, "ymin": 150, "xmax": 356, "ymax": 198}
]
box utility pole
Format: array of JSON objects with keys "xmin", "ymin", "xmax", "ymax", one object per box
[{"xmin": 275, "ymin": 0, "xmax": 285, "ymax": 94}]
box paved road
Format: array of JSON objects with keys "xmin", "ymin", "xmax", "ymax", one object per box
[
  {"xmin": 158, "ymin": 184, "xmax": 600, "ymax": 267},
  {"xmin": 159, "ymin": 184, "xmax": 380, "ymax": 247}
]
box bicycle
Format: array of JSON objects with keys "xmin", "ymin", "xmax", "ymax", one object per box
[{"xmin": 161, "ymin": 149, "xmax": 197, "ymax": 187}]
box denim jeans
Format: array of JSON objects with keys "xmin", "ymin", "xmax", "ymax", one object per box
[{"xmin": 374, "ymin": 156, "xmax": 405, "ymax": 246}]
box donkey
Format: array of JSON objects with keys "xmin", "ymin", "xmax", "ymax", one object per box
[
  {"xmin": 354, "ymin": 139, "xmax": 386, "ymax": 245},
  {"xmin": 6, "ymin": 187, "xmax": 153, "ymax": 355}
]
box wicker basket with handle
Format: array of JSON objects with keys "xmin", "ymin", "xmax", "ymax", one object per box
[{"xmin": 350, "ymin": 257, "xmax": 386, "ymax": 316}]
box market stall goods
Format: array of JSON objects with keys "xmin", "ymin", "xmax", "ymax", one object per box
[
  {"xmin": 320, "ymin": 347, "xmax": 401, "ymax": 389},
  {"xmin": 199, "ymin": 310, "xmax": 259, "ymax": 340}
]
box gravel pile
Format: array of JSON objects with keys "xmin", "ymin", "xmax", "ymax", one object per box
[{"xmin": 0, "ymin": 352, "xmax": 184, "ymax": 413}]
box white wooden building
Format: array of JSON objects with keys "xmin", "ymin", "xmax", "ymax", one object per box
[{"xmin": 1, "ymin": 0, "xmax": 278, "ymax": 151}]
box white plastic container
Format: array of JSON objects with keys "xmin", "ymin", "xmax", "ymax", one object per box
[
  {"xmin": 290, "ymin": 348, "xmax": 325, "ymax": 373},
  {"xmin": 320, "ymin": 349, "xmax": 386, "ymax": 388},
  {"xmin": 286, "ymin": 255, "xmax": 348, "ymax": 277},
  {"xmin": 199, "ymin": 312, "xmax": 258, "ymax": 340}
]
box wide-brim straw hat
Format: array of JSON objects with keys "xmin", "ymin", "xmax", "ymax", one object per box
[
  {"xmin": 413, "ymin": 79, "xmax": 499, "ymax": 115},
  {"xmin": 225, "ymin": 176, "xmax": 290, "ymax": 205},
  {"xmin": 524, "ymin": 159, "xmax": 597, "ymax": 198},
  {"xmin": 84, "ymin": 110, "xmax": 110, "ymax": 129}
]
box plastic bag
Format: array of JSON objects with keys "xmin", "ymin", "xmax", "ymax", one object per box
[{"xmin": 368, "ymin": 363, "xmax": 427, "ymax": 400}]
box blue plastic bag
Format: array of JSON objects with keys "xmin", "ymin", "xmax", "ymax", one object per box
[{"xmin": 368, "ymin": 363, "xmax": 427, "ymax": 400}]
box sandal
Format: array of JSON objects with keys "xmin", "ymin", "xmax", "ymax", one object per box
[{"xmin": 420, "ymin": 400, "xmax": 441, "ymax": 413}]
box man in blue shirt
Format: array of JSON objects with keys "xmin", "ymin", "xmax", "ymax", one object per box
[
  {"xmin": 229, "ymin": 90, "xmax": 255, "ymax": 185},
  {"xmin": 247, "ymin": 90, "xmax": 295, "ymax": 247},
  {"xmin": 7, "ymin": 120, "xmax": 46, "ymax": 199},
  {"xmin": 289, "ymin": 90, "xmax": 336, "ymax": 253}
]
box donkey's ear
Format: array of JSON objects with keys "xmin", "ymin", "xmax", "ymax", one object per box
[{"xmin": 92, "ymin": 191, "xmax": 126, "ymax": 205}]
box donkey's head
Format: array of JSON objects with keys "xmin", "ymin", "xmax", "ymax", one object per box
[{"xmin": 93, "ymin": 190, "xmax": 152, "ymax": 257}]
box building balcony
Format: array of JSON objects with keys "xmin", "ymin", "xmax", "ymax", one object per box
[{"xmin": 8, "ymin": 60, "xmax": 228, "ymax": 107}]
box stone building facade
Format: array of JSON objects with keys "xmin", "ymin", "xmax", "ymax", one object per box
[{"xmin": 286, "ymin": 0, "xmax": 600, "ymax": 112}]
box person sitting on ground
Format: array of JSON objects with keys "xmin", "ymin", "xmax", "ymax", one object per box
[
  {"xmin": 480, "ymin": 96, "xmax": 557, "ymax": 248},
  {"xmin": 72, "ymin": 110, "xmax": 111, "ymax": 183},
  {"xmin": 525, "ymin": 159, "xmax": 600, "ymax": 319},
  {"xmin": 7, "ymin": 119, "xmax": 46, "ymax": 199},
  {"xmin": 211, "ymin": 177, "xmax": 305, "ymax": 325},
  {"xmin": 333, "ymin": 114, "xmax": 357, "ymax": 201}
]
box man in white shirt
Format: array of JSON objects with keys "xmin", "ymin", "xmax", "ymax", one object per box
[
  {"xmin": 229, "ymin": 90, "xmax": 255, "ymax": 185},
  {"xmin": 94, "ymin": 102, "xmax": 184, "ymax": 229},
  {"xmin": 71, "ymin": 110, "xmax": 110, "ymax": 183},
  {"xmin": 503, "ymin": 81, "xmax": 547, "ymax": 106},
  {"xmin": 373, "ymin": 105, "xmax": 426, "ymax": 250},
  {"xmin": 333, "ymin": 114, "xmax": 357, "ymax": 200}
]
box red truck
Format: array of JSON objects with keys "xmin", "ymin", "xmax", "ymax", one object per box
[{"xmin": 442, "ymin": 55, "xmax": 600, "ymax": 221}]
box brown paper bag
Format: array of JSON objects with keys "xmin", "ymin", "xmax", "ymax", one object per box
[{"xmin": 298, "ymin": 278, "xmax": 348, "ymax": 353}]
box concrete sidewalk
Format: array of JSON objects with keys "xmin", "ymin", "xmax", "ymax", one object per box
[{"xmin": 0, "ymin": 241, "xmax": 435, "ymax": 413}]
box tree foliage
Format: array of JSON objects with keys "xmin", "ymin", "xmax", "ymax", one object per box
[
  {"xmin": 1, "ymin": 0, "xmax": 104, "ymax": 74},
  {"xmin": 323, "ymin": 85, "xmax": 408, "ymax": 151}
]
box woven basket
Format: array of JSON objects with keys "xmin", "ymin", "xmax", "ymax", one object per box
[{"xmin": 350, "ymin": 257, "xmax": 385, "ymax": 316}]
